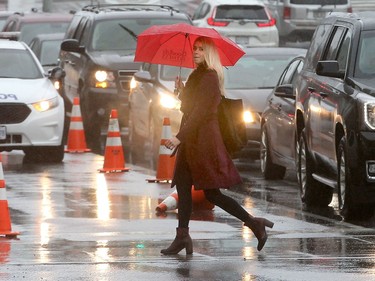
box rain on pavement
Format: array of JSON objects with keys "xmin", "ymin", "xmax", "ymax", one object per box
[{"xmin": 1, "ymin": 151, "xmax": 375, "ymax": 280}]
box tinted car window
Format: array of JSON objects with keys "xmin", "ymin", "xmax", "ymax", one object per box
[
  {"xmin": 39, "ymin": 40, "xmax": 62, "ymax": 66},
  {"xmin": 304, "ymin": 23, "xmax": 331, "ymax": 70},
  {"xmin": 215, "ymin": 5, "xmax": 268, "ymax": 20},
  {"xmin": 19, "ymin": 22, "xmax": 70, "ymax": 44},
  {"xmin": 323, "ymin": 26, "xmax": 346, "ymax": 60},
  {"xmin": 290, "ymin": 0, "xmax": 348, "ymax": 4},
  {"xmin": 0, "ymin": 49, "xmax": 42, "ymax": 79}
]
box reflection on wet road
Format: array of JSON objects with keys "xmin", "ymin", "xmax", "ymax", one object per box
[{"xmin": 1, "ymin": 152, "xmax": 375, "ymax": 280}]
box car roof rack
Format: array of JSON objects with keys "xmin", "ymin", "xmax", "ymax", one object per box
[{"xmin": 81, "ymin": 4, "xmax": 180, "ymax": 15}]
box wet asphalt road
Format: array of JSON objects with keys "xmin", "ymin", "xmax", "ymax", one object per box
[{"xmin": 1, "ymin": 151, "xmax": 375, "ymax": 280}]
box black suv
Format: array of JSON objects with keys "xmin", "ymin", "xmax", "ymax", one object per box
[
  {"xmin": 295, "ymin": 12, "xmax": 375, "ymax": 219},
  {"xmin": 59, "ymin": 4, "xmax": 192, "ymax": 151}
]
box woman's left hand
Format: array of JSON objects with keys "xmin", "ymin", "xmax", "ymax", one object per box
[{"xmin": 165, "ymin": 137, "xmax": 181, "ymax": 150}]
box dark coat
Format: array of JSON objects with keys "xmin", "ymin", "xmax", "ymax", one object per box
[{"xmin": 171, "ymin": 65, "xmax": 242, "ymax": 190}]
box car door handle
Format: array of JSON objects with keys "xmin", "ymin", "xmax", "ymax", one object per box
[
  {"xmin": 277, "ymin": 104, "xmax": 282, "ymax": 111},
  {"xmin": 307, "ymin": 87, "xmax": 315, "ymax": 93},
  {"xmin": 319, "ymin": 92, "xmax": 328, "ymax": 98}
]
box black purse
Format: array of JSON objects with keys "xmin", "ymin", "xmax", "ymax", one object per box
[{"xmin": 218, "ymin": 96, "xmax": 247, "ymax": 157}]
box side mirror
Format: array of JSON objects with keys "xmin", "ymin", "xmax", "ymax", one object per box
[
  {"xmin": 274, "ymin": 84, "xmax": 294, "ymax": 99},
  {"xmin": 49, "ymin": 66, "xmax": 66, "ymax": 80},
  {"xmin": 316, "ymin": 60, "xmax": 344, "ymax": 79},
  {"xmin": 61, "ymin": 39, "xmax": 85, "ymax": 53},
  {"xmin": 134, "ymin": 71, "xmax": 153, "ymax": 83}
]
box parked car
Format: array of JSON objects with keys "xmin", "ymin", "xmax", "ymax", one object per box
[
  {"xmin": 59, "ymin": 4, "xmax": 192, "ymax": 153},
  {"xmin": 29, "ymin": 33, "xmax": 65, "ymax": 72},
  {"xmin": 295, "ymin": 12, "xmax": 375, "ymax": 219},
  {"xmin": 192, "ymin": 0, "xmax": 279, "ymax": 47},
  {"xmin": 0, "ymin": 10, "xmax": 72, "ymax": 44},
  {"xmin": 129, "ymin": 64, "xmax": 191, "ymax": 166},
  {"xmin": 264, "ymin": 0, "xmax": 352, "ymax": 43},
  {"xmin": 224, "ymin": 47, "xmax": 306, "ymax": 159},
  {"xmin": 260, "ymin": 56, "xmax": 305, "ymax": 180},
  {"xmin": 0, "ymin": 39, "xmax": 66, "ymax": 163}
]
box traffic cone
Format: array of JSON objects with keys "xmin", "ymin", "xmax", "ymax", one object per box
[
  {"xmin": 0, "ymin": 238, "xmax": 11, "ymax": 263},
  {"xmin": 155, "ymin": 190, "xmax": 178, "ymax": 212},
  {"xmin": 155, "ymin": 186, "xmax": 214, "ymax": 213},
  {"xmin": 147, "ymin": 117, "xmax": 176, "ymax": 183},
  {"xmin": 0, "ymin": 162, "xmax": 19, "ymax": 238},
  {"xmin": 65, "ymin": 97, "xmax": 91, "ymax": 153},
  {"xmin": 99, "ymin": 109, "xmax": 129, "ymax": 173}
]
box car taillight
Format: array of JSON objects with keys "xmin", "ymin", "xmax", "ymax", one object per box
[
  {"xmin": 207, "ymin": 17, "xmax": 229, "ymax": 27},
  {"xmin": 283, "ymin": 7, "xmax": 291, "ymax": 19},
  {"xmin": 257, "ymin": 17, "xmax": 276, "ymax": 27},
  {"xmin": 347, "ymin": 7, "xmax": 353, "ymax": 13}
]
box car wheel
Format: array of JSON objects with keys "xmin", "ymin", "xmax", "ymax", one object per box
[
  {"xmin": 260, "ymin": 127, "xmax": 286, "ymax": 180},
  {"xmin": 337, "ymin": 136, "xmax": 374, "ymax": 220},
  {"xmin": 145, "ymin": 116, "xmax": 161, "ymax": 169},
  {"xmin": 23, "ymin": 144, "xmax": 64, "ymax": 163},
  {"xmin": 129, "ymin": 120, "xmax": 145, "ymax": 164},
  {"xmin": 297, "ymin": 129, "xmax": 333, "ymax": 206}
]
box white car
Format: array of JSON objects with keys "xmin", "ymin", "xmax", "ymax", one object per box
[
  {"xmin": 0, "ymin": 39, "xmax": 66, "ymax": 162},
  {"xmin": 192, "ymin": 0, "xmax": 279, "ymax": 47}
]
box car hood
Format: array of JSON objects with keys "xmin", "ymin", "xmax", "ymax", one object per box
[
  {"xmin": 0, "ymin": 78, "xmax": 58, "ymax": 104},
  {"xmin": 90, "ymin": 51, "xmax": 141, "ymax": 71},
  {"xmin": 224, "ymin": 88, "xmax": 273, "ymax": 112}
]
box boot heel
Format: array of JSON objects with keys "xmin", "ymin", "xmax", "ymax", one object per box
[
  {"xmin": 264, "ymin": 219, "xmax": 274, "ymax": 229},
  {"xmin": 186, "ymin": 243, "xmax": 193, "ymax": 255}
]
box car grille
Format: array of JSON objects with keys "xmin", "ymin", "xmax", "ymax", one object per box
[
  {"xmin": 118, "ymin": 70, "xmax": 135, "ymax": 92},
  {"xmin": 0, "ymin": 103, "xmax": 31, "ymax": 124}
]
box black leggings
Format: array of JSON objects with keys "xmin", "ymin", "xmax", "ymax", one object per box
[{"xmin": 176, "ymin": 183, "xmax": 251, "ymax": 228}]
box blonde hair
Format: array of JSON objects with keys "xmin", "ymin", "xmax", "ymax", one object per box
[{"xmin": 195, "ymin": 37, "xmax": 225, "ymax": 96}]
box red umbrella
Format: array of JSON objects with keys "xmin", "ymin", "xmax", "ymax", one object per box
[{"xmin": 134, "ymin": 23, "xmax": 245, "ymax": 68}]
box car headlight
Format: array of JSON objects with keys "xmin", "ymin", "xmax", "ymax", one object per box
[
  {"xmin": 130, "ymin": 77, "xmax": 137, "ymax": 90},
  {"xmin": 159, "ymin": 92, "xmax": 180, "ymax": 109},
  {"xmin": 243, "ymin": 110, "xmax": 260, "ymax": 124},
  {"xmin": 94, "ymin": 70, "xmax": 115, "ymax": 88},
  {"xmin": 32, "ymin": 97, "xmax": 59, "ymax": 112},
  {"xmin": 364, "ymin": 102, "xmax": 375, "ymax": 129}
]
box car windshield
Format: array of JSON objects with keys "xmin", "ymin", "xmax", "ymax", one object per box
[
  {"xmin": 354, "ymin": 30, "xmax": 375, "ymax": 82},
  {"xmin": 91, "ymin": 18, "xmax": 190, "ymax": 51},
  {"xmin": 224, "ymin": 54, "xmax": 294, "ymax": 89},
  {"xmin": 215, "ymin": 5, "xmax": 268, "ymax": 20},
  {"xmin": 19, "ymin": 22, "xmax": 69, "ymax": 44},
  {"xmin": 160, "ymin": 65, "xmax": 191, "ymax": 81},
  {"xmin": 0, "ymin": 49, "xmax": 43, "ymax": 79}
]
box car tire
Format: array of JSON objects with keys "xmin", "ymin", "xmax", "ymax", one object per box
[
  {"xmin": 297, "ymin": 129, "xmax": 333, "ymax": 206},
  {"xmin": 129, "ymin": 122, "xmax": 145, "ymax": 164},
  {"xmin": 260, "ymin": 127, "xmax": 286, "ymax": 180},
  {"xmin": 23, "ymin": 144, "xmax": 64, "ymax": 163},
  {"xmin": 337, "ymin": 136, "xmax": 374, "ymax": 220}
]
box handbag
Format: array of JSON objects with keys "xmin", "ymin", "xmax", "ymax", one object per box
[{"xmin": 218, "ymin": 96, "xmax": 247, "ymax": 157}]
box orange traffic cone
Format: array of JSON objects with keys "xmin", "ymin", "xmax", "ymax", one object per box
[
  {"xmin": 147, "ymin": 117, "xmax": 176, "ymax": 183},
  {"xmin": 0, "ymin": 162, "xmax": 19, "ymax": 238},
  {"xmin": 0, "ymin": 238, "xmax": 11, "ymax": 263},
  {"xmin": 99, "ymin": 109, "xmax": 129, "ymax": 173},
  {"xmin": 155, "ymin": 186, "xmax": 214, "ymax": 213},
  {"xmin": 156, "ymin": 190, "xmax": 178, "ymax": 212},
  {"xmin": 65, "ymin": 97, "xmax": 91, "ymax": 153}
]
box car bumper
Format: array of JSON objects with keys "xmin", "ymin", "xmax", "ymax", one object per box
[{"xmin": 0, "ymin": 102, "xmax": 64, "ymax": 149}]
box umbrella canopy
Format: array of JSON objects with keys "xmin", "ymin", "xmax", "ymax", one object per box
[{"xmin": 134, "ymin": 23, "xmax": 245, "ymax": 68}]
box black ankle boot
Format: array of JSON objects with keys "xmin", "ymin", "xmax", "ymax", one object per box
[
  {"xmin": 161, "ymin": 227, "xmax": 193, "ymax": 255},
  {"xmin": 244, "ymin": 216, "xmax": 274, "ymax": 251}
]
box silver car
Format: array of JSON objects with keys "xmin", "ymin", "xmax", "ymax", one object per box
[
  {"xmin": 265, "ymin": 0, "xmax": 352, "ymax": 43},
  {"xmin": 192, "ymin": 0, "xmax": 279, "ymax": 47}
]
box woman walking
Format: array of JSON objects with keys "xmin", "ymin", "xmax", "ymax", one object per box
[{"xmin": 162, "ymin": 36, "xmax": 274, "ymax": 255}]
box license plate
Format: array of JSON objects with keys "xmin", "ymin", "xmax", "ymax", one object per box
[
  {"xmin": 0, "ymin": 126, "xmax": 6, "ymax": 140},
  {"xmin": 235, "ymin": 36, "xmax": 249, "ymax": 45},
  {"xmin": 314, "ymin": 10, "xmax": 327, "ymax": 19}
]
